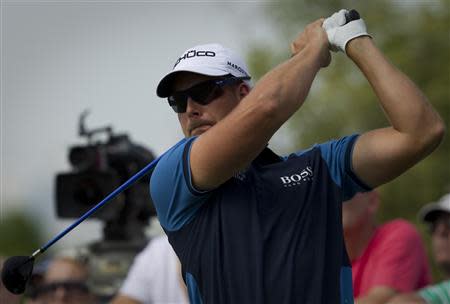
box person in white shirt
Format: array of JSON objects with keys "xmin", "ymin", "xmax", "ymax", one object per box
[{"xmin": 111, "ymin": 235, "xmax": 188, "ymax": 304}]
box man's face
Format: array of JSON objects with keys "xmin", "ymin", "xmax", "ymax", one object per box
[
  {"xmin": 44, "ymin": 259, "xmax": 87, "ymax": 283},
  {"xmin": 34, "ymin": 258, "xmax": 93, "ymax": 304},
  {"xmin": 431, "ymin": 212, "xmax": 450, "ymax": 275},
  {"xmin": 172, "ymin": 73, "xmax": 244, "ymax": 137}
]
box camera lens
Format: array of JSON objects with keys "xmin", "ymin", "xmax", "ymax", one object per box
[{"xmin": 73, "ymin": 178, "xmax": 103, "ymax": 206}]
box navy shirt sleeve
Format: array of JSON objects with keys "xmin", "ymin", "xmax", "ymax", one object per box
[
  {"xmin": 150, "ymin": 137, "xmax": 211, "ymax": 231},
  {"xmin": 316, "ymin": 134, "xmax": 371, "ymax": 201}
]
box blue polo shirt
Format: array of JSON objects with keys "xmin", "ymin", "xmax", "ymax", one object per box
[{"xmin": 150, "ymin": 135, "xmax": 370, "ymax": 304}]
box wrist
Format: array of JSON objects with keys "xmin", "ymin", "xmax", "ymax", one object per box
[
  {"xmin": 303, "ymin": 42, "xmax": 330, "ymax": 69},
  {"xmin": 346, "ymin": 36, "xmax": 374, "ymax": 58}
]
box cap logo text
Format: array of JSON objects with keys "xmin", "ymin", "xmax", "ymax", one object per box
[
  {"xmin": 173, "ymin": 50, "xmax": 216, "ymax": 68},
  {"xmin": 227, "ymin": 61, "xmax": 248, "ymax": 76}
]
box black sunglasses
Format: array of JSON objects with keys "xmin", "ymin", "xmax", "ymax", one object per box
[
  {"xmin": 168, "ymin": 76, "xmax": 250, "ymax": 113},
  {"xmin": 32, "ymin": 281, "xmax": 89, "ymax": 298}
]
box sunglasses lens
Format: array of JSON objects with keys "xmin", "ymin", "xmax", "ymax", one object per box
[
  {"xmin": 188, "ymin": 81, "xmax": 220, "ymax": 105},
  {"xmin": 168, "ymin": 94, "xmax": 187, "ymax": 113}
]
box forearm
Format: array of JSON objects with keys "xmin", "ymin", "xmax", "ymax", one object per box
[{"xmin": 348, "ymin": 37, "xmax": 444, "ymax": 148}]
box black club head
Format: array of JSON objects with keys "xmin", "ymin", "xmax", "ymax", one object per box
[{"xmin": 1, "ymin": 256, "xmax": 35, "ymax": 295}]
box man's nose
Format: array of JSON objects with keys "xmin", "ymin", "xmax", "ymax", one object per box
[
  {"xmin": 53, "ymin": 286, "xmax": 68, "ymax": 301},
  {"xmin": 185, "ymin": 97, "xmax": 202, "ymax": 116}
]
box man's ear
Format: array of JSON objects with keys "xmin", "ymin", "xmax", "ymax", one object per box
[
  {"xmin": 367, "ymin": 190, "xmax": 380, "ymax": 213},
  {"xmin": 238, "ymin": 82, "xmax": 251, "ymax": 100}
]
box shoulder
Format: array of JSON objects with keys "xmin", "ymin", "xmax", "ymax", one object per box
[
  {"xmin": 419, "ymin": 280, "xmax": 450, "ymax": 301},
  {"xmin": 287, "ymin": 134, "xmax": 360, "ymax": 159},
  {"xmin": 153, "ymin": 137, "xmax": 196, "ymax": 171},
  {"xmin": 423, "ymin": 280, "xmax": 450, "ymax": 290},
  {"xmin": 150, "ymin": 137, "xmax": 211, "ymax": 231},
  {"xmin": 315, "ymin": 134, "xmax": 360, "ymax": 157},
  {"xmin": 378, "ymin": 219, "xmax": 421, "ymax": 240},
  {"xmin": 374, "ymin": 219, "xmax": 425, "ymax": 252}
]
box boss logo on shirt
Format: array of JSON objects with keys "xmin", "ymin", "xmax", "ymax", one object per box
[
  {"xmin": 234, "ymin": 171, "xmax": 246, "ymax": 181},
  {"xmin": 280, "ymin": 166, "xmax": 313, "ymax": 187}
]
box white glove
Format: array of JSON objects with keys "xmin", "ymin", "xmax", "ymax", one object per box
[{"xmin": 323, "ymin": 9, "xmax": 371, "ymax": 54}]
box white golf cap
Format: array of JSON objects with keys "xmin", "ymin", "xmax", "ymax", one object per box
[
  {"xmin": 156, "ymin": 43, "xmax": 251, "ymax": 98},
  {"xmin": 419, "ymin": 193, "xmax": 450, "ymax": 223}
]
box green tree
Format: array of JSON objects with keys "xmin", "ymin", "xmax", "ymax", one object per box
[{"xmin": 0, "ymin": 211, "xmax": 44, "ymax": 257}]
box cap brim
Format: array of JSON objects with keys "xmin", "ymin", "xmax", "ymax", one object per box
[
  {"xmin": 419, "ymin": 204, "xmax": 449, "ymax": 223},
  {"xmin": 156, "ymin": 67, "xmax": 230, "ymax": 98}
]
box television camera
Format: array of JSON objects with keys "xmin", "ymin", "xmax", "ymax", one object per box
[{"xmin": 54, "ymin": 111, "xmax": 157, "ymax": 300}]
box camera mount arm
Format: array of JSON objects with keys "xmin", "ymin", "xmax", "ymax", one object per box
[{"xmin": 79, "ymin": 110, "xmax": 113, "ymax": 144}]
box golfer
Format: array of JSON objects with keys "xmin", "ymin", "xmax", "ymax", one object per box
[{"xmin": 150, "ymin": 10, "xmax": 445, "ymax": 304}]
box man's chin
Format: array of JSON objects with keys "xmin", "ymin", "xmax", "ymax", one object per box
[{"xmin": 190, "ymin": 125, "xmax": 211, "ymax": 136}]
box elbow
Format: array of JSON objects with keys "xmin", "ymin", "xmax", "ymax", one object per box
[
  {"xmin": 420, "ymin": 115, "xmax": 446, "ymax": 153},
  {"xmin": 428, "ymin": 116, "xmax": 446, "ymax": 147}
]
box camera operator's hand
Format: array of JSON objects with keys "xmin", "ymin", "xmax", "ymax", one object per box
[
  {"xmin": 322, "ymin": 9, "xmax": 371, "ymax": 54},
  {"xmin": 291, "ymin": 19, "xmax": 331, "ymax": 68}
]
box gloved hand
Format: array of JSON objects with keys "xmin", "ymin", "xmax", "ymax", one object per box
[{"xmin": 322, "ymin": 9, "xmax": 371, "ymax": 54}]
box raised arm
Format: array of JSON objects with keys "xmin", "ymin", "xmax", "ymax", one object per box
[
  {"xmin": 387, "ymin": 292, "xmax": 427, "ymax": 304},
  {"xmin": 190, "ymin": 20, "xmax": 330, "ymax": 191},
  {"xmin": 347, "ymin": 37, "xmax": 445, "ymax": 188}
]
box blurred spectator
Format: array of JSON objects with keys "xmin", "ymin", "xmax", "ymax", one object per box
[
  {"xmin": 0, "ymin": 256, "xmax": 22, "ymax": 304},
  {"xmin": 388, "ymin": 193, "xmax": 450, "ymax": 304},
  {"xmin": 28, "ymin": 255, "xmax": 96, "ymax": 304},
  {"xmin": 111, "ymin": 234, "xmax": 187, "ymax": 304},
  {"xmin": 343, "ymin": 190, "xmax": 431, "ymax": 303}
]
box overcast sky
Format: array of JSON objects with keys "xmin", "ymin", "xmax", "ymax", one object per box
[{"xmin": 1, "ymin": 0, "xmax": 291, "ymax": 248}]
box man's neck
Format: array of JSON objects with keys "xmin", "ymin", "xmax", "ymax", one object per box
[{"xmin": 344, "ymin": 223, "xmax": 377, "ymax": 261}]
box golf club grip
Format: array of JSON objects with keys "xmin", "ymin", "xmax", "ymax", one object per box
[{"xmin": 345, "ymin": 9, "xmax": 360, "ymax": 24}]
